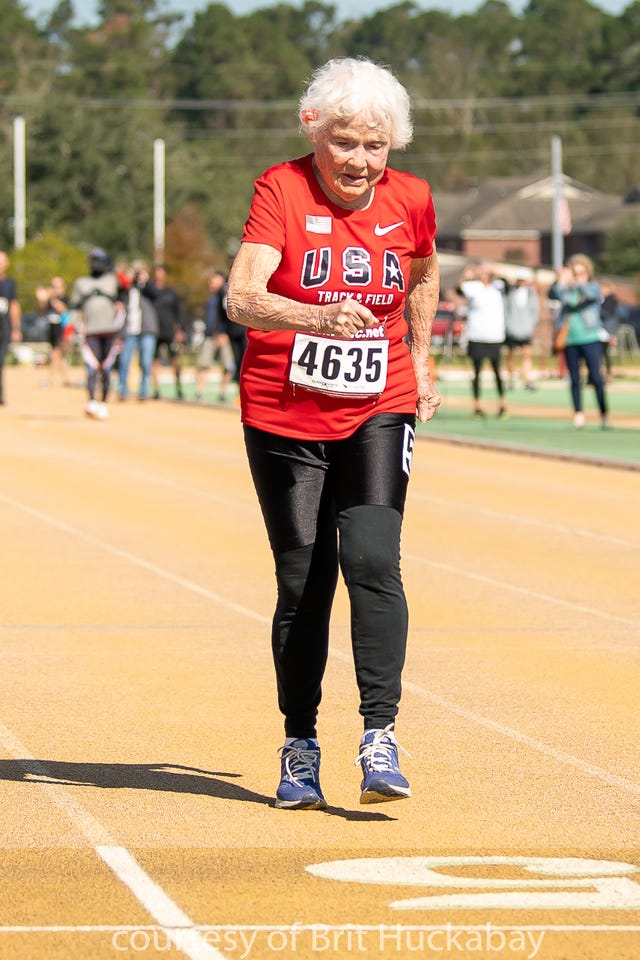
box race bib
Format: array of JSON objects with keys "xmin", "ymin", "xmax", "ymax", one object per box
[{"xmin": 289, "ymin": 333, "xmax": 389, "ymax": 397}]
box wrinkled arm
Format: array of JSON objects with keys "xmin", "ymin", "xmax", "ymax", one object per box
[
  {"xmin": 406, "ymin": 251, "xmax": 441, "ymax": 423},
  {"xmin": 226, "ymin": 242, "xmax": 378, "ymax": 339}
]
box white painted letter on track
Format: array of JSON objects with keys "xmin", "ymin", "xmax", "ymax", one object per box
[{"xmin": 306, "ymin": 856, "xmax": 640, "ymax": 911}]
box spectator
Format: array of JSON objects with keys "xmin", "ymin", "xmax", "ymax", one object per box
[
  {"xmin": 196, "ymin": 270, "xmax": 235, "ymax": 403},
  {"xmin": 118, "ymin": 261, "xmax": 159, "ymax": 402},
  {"xmin": 457, "ymin": 262, "xmax": 507, "ymax": 418},
  {"xmin": 549, "ymin": 254, "xmax": 609, "ymax": 429},
  {"xmin": 69, "ymin": 247, "xmax": 124, "ymax": 420},
  {"xmin": 599, "ymin": 281, "xmax": 621, "ymax": 383},
  {"xmin": 36, "ymin": 276, "xmax": 70, "ymax": 387},
  {"xmin": 149, "ymin": 265, "xmax": 187, "ymax": 400},
  {"xmin": 226, "ymin": 307, "xmax": 248, "ymax": 390},
  {"xmin": 504, "ymin": 268, "xmax": 539, "ymax": 391},
  {"xmin": 0, "ymin": 251, "xmax": 22, "ymax": 406}
]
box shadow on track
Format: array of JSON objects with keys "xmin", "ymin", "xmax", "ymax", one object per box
[{"xmin": 0, "ymin": 759, "xmax": 395, "ymax": 821}]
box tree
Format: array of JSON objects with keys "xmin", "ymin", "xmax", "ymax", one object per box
[
  {"xmin": 8, "ymin": 231, "xmax": 87, "ymax": 313},
  {"xmin": 170, "ymin": 2, "xmax": 326, "ymax": 109},
  {"xmin": 163, "ymin": 205, "xmax": 223, "ymax": 317},
  {"xmin": 62, "ymin": 0, "xmax": 181, "ymax": 98},
  {"xmin": 2, "ymin": 0, "xmax": 639, "ymax": 279},
  {"xmin": 515, "ymin": 0, "xmax": 612, "ymax": 93},
  {"xmin": 598, "ymin": 212, "xmax": 640, "ymax": 279},
  {"xmin": 0, "ymin": 0, "xmax": 46, "ymax": 96},
  {"xmin": 24, "ymin": 97, "xmax": 167, "ymax": 257}
]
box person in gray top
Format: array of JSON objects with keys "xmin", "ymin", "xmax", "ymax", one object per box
[
  {"xmin": 504, "ymin": 267, "xmax": 540, "ymax": 391},
  {"xmin": 69, "ymin": 247, "xmax": 125, "ymax": 420}
]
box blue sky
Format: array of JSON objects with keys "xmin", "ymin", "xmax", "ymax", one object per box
[{"xmin": 24, "ymin": 0, "xmax": 631, "ymax": 25}]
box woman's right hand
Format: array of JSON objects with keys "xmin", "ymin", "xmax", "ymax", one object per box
[{"xmin": 317, "ymin": 297, "xmax": 379, "ymax": 338}]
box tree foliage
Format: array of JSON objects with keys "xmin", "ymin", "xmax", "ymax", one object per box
[
  {"xmin": 9, "ymin": 231, "xmax": 87, "ymax": 312},
  {"xmin": 599, "ymin": 214, "xmax": 640, "ymax": 280},
  {"xmin": 0, "ymin": 0, "xmax": 639, "ymax": 277}
]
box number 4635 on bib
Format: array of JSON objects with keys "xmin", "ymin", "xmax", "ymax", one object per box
[{"xmin": 289, "ymin": 333, "xmax": 389, "ymax": 398}]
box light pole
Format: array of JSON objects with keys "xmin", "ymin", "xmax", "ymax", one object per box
[
  {"xmin": 13, "ymin": 117, "xmax": 26, "ymax": 249},
  {"xmin": 551, "ymin": 135, "xmax": 564, "ymax": 271},
  {"xmin": 153, "ymin": 138, "xmax": 165, "ymax": 264}
]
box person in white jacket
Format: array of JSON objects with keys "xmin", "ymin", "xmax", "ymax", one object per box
[{"xmin": 457, "ymin": 262, "xmax": 507, "ymax": 418}]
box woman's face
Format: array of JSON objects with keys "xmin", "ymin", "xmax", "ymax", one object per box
[
  {"xmin": 312, "ymin": 117, "xmax": 391, "ymax": 209},
  {"xmin": 571, "ymin": 263, "xmax": 590, "ymax": 282}
]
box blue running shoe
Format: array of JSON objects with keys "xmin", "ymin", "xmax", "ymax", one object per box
[
  {"xmin": 276, "ymin": 739, "xmax": 327, "ymax": 810},
  {"xmin": 356, "ymin": 724, "xmax": 411, "ymax": 803}
]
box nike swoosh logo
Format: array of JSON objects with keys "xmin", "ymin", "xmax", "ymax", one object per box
[{"xmin": 374, "ymin": 220, "xmax": 405, "ymax": 236}]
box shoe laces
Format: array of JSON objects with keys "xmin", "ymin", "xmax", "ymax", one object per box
[
  {"xmin": 277, "ymin": 743, "xmax": 319, "ymax": 785},
  {"xmin": 354, "ymin": 724, "xmax": 412, "ymax": 772}
]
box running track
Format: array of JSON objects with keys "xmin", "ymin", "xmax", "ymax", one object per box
[{"xmin": 1, "ymin": 366, "xmax": 638, "ymax": 960}]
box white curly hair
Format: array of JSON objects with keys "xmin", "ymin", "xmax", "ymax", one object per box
[{"xmin": 298, "ymin": 57, "xmax": 413, "ymax": 150}]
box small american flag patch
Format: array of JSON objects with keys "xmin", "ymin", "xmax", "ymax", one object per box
[{"xmin": 306, "ymin": 215, "xmax": 332, "ymax": 234}]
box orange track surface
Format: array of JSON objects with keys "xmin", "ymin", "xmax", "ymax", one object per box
[{"xmin": 1, "ymin": 366, "xmax": 638, "ymax": 960}]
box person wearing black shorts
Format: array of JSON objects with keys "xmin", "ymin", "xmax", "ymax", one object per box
[
  {"xmin": 39, "ymin": 276, "xmax": 70, "ymax": 387},
  {"xmin": 457, "ymin": 262, "xmax": 508, "ymax": 418},
  {"xmin": 150, "ymin": 265, "xmax": 186, "ymax": 400}
]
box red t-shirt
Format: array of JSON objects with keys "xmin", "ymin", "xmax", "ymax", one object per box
[{"xmin": 240, "ymin": 153, "xmax": 437, "ymax": 440}]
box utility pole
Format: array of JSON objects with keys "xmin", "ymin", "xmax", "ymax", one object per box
[
  {"xmin": 13, "ymin": 117, "xmax": 26, "ymax": 249},
  {"xmin": 551, "ymin": 135, "xmax": 564, "ymax": 271},
  {"xmin": 153, "ymin": 138, "xmax": 165, "ymax": 264}
]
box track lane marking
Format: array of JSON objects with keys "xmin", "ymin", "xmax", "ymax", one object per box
[
  {"xmin": 1, "ymin": 923, "xmax": 639, "ymax": 937},
  {"xmin": 2, "ymin": 490, "xmax": 637, "ymax": 629},
  {"xmin": 404, "ymin": 552, "xmax": 639, "ymax": 627},
  {"xmin": 0, "ymin": 492, "xmax": 267, "ymax": 625},
  {"xmin": 410, "ymin": 493, "xmax": 640, "ymax": 551},
  {"xmin": 1, "ymin": 495, "xmax": 638, "ymax": 801},
  {"xmin": 4, "ymin": 446, "xmax": 638, "ymax": 551},
  {"xmin": 0, "ymin": 724, "xmax": 225, "ymax": 960},
  {"xmin": 328, "ymin": 648, "xmax": 640, "ymax": 797}
]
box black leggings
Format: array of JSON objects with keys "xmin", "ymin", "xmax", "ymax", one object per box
[
  {"xmin": 84, "ymin": 334, "xmax": 120, "ymax": 401},
  {"xmin": 468, "ymin": 340, "xmax": 504, "ymax": 401},
  {"xmin": 244, "ymin": 413, "xmax": 415, "ymax": 737},
  {"xmin": 565, "ymin": 341, "xmax": 607, "ymax": 415},
  {"xmin": 0, "ymin": 317, "xmax": 10, "ymax": 404}
]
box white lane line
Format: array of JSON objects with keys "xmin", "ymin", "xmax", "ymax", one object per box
[
  {"xmin": 404, "ymin": 552, "xmax": 640, "ymax": 628},
  {"xmin": 8, "ymin": 443, "xmax": 636, "ymax": 551},
  {"xmin": 327, "ymin": 647, "xmax": 640, "ymax": 798},
  {"xmin": 0, "ymin": 724, "xmax": 225, "ymax": 960},
  {"xmin": 0, "ymin": 492, "xmax": 267, "ymax": 626},
  {"xmin": 409, "ymin": 696, "xmax": 637, "ymax": 795},
  {"xmin": 3, "ymin": 489, "xmax": 635, "ymax": 629},
  {"xmin": 410, "ymin": 493, "xmax": 640, "ymax": 551},
  {"xmin": 1, "ymin": 923, "xmax": 639, "ymax": 933},
  {"xmin": 2, "ymin": 443, "xmax": 254, "ymax": 513},
  {"xmin": 98, "ymin": 847, "xmax": 223, "ymax": 959},
  {"xmin": 3, "ymin": 492, "xmax": 638, "ymax": 798}
]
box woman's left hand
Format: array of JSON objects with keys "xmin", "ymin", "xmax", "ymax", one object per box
[{"xmin": 416, "ymin": 373, "xmax": 441, "ymax": 423}]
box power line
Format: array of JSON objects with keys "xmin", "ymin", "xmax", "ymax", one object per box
[{"xmin": 3, "ymin": 90, "xmax": 640, "ymax": 112}]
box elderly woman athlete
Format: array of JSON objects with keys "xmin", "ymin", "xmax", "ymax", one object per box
[{"xmin": 227, "ymin": 57, "xmax": 440, "ymax": 809}]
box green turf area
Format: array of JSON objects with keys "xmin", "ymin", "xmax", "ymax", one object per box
[
  {"xmin": 420, "ymin": 375, "xmax": 640, "ymax": 466},
  {"xmin": 158, "ymin": 372, "xmax": 638, "ymax": 468}
]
